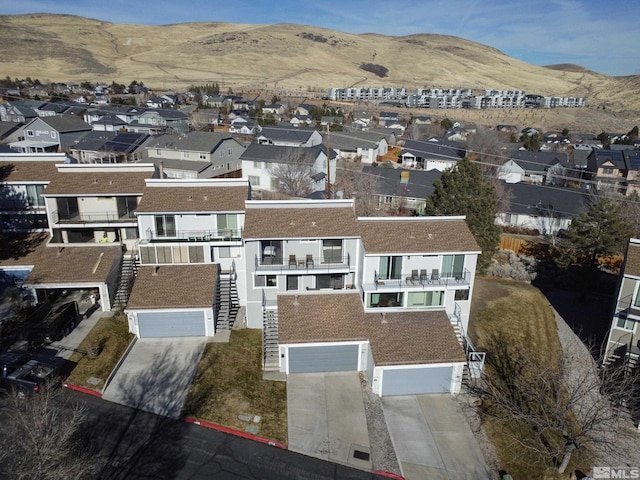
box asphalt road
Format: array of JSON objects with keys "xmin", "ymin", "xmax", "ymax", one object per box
[{"xmin": 68, "ymin": 390, "xmax": 389, "ymax": 480}]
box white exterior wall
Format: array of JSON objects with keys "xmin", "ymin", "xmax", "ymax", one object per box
[{"xmin": 424, "ymin": 158, "xmax": 458, "ymax": 172}]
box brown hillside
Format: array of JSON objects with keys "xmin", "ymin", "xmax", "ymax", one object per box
[{"xmin": 0, "ymin": 13, "xmax": 639, "ymax": 122}]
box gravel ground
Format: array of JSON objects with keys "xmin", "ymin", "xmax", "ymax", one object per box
[{"xmin": 358, "ymin": 372, "xmax": 401, "ymax": 475}]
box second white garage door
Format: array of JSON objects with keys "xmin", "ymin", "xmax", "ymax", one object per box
[
  {"xmin": 137, "ymin": 311, "xmax": 206, "ymax": 338},
  {"xmin": 288, "ymin": 344, "xmax": 359, "ymax": 373}
]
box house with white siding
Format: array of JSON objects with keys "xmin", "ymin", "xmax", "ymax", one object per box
[{"xmin": 243, "ymin": 199, "xmax": 483, "ymax": 396}]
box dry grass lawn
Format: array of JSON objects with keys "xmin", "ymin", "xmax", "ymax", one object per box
[
  {"xmin": 469, "ymin": 276, "xmax": 593, "ymax": 479},
  {"xmin": 66, "ymin": 313, "xmax": 134, "ymax": 390},
  {"xmin": 182, "ymin": 329, "xmax": 287, "ymax": 443}
]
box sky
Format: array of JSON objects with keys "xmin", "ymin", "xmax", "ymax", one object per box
[{"xmin": 3, "ymin": 0, "xmax": 639, "ymax": 76}]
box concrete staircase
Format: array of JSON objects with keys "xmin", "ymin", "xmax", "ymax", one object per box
[
  {"xmin": 215, "ymin": 272, "xmax": 240, "ymax": 332},
  {"xmin": 113, "ymin": 254, "xmax": 139, "ymax": 310},
  {"xmin": 263, "ymin": 309, "xmax": 280, "ymax": 371}
]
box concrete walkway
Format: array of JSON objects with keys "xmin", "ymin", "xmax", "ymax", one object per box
[
  {"xmin": 383, "ymin": 394, "xmax": 492, "ymax": 480},
  {"xmin": 287, "ymin": 372, "xmax": 372, "ymax": 471},
  {"xmin": 102, "ymin": 337, "xmax": 206, "ymax": 419}
]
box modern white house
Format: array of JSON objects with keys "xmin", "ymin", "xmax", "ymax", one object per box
[
  {"xmin": 0, "ymin": 152, "xmax": 70, "ymax": 232},
  {"xmin": 604, "ymin": 238, "xmax": 640, "ymax": 371},
  {"xmin": 243, "ymin": 199, "xmax": 484, "ymax": 396},
  {"xmin": 125, "ymin": 178, "xmax": 250, "ymax": 338}
]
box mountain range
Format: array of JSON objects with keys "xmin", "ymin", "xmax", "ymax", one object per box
[{"xmin": 1, "ymin": 13, "xmax": 639, "ymax": 117}]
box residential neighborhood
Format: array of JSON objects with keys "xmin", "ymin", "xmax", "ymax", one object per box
[{"xmin": 1, "ymin": 77, "xmax": 639, "ymax": 480}]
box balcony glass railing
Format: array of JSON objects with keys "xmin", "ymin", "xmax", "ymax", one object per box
[
  {"xmin": 373, "ymin": 268, "xmax": 472, "ymax": 289},
  {"xmin": 143, "ymin": 228, "xmax": 243, "ymax": 242},
  {"xmin": 51, "ymin": 210, "xmax": 137, "ymax": 224},
  {"xmin": 256, "ymin": 253, "xmax": 350, "ymax": 272}
]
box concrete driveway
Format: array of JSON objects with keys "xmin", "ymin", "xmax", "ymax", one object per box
[
  {"xmin": 102, "ymin": 337, "xmax": 206, "ymax": 419},
  {"xmin": 287, "ymin": 372, "xmax": 372, "ymax": 471},
  {"xmin": 382, "ymin": 394, "xmax": 492, "ymax": 480}
]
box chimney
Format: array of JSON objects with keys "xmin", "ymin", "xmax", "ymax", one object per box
[
  {"xmin": 400, "ymin": 170, "xmax": 410, "ymax": 184},
  {"xmin": 152, "ymin": 266, "xmax": 159, "ymax": 276},
  {"xmin": 381, "ymin": 312, "xmax": 388, "ymax": 324},
  {"xmin": 293, "ymin": 295, "xmax": 299, "ymax": 306},
  {"xmin": 159, "ymin": 160, "xmax": 165, "ymax": 178}
]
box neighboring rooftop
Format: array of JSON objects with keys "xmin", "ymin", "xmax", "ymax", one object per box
[
  {"xmin": 244, "ymin": 201, "xmax": 359, "ymax": 239},
  {"xmin": 0, "ymin": 160, "xmax": 63, "ymax": 182},
  {"xmin": 42, "ymin": 166, "xmax": 155, "ymax": 196},
  {"xmin": 624, "ymin": 241, "xmax": 640, "ymax": 278},
  {"xmin": 126, "ymin": 264, "xmax": 218, "ymax": 309},
  {"xmin": 358, "ymin": 217, "xmax": 480, "ymax": 254},
  {"xmin": 0, "ymin": 233, "xmax": 121, "ymax": 285},
  {"xmin": 136, "ymin": 182, "xmax": 249, "ymax": 213},
  {"xmin": 278, "ymin": 293, "xmax": 466, "ymax": 365}
]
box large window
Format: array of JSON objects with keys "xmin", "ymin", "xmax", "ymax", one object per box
[
  {"xmin": 442, "ymin": 254, "xmax": 464, "ymax": 278},
  {"xmin": 155, "ymin": 215, "xmax": 176, "ymax": 237},
  {"xmin": 25, "ymin": 185, "xmax": 45, "ymax": 208},
  {"xmin": 317, "ymin": 274, "xmax": 344, "ymax": 289},
  {"xmin": 287, "ymin": 276, "xmax": 299, "ymax": 291},
  {"xmin": 322, "ymin": 239, "xmax": 343, "ymax": 263},
  {"xmin": 407, "ymin": 291, "xmax": 444, "ymax": 307},
  {"xmin": 368, "ymin": 292, "xmax": 404, "ymax": 308},
  {"xmin": 379, "ymin": 256, "xmax": 402, "ymax": 280},
  {"xmin": 255, "ymin": 275, "xmax": 277, "ymax": 287},
  {"xmin": 248, "ymin": 175, "xmax": 260, "ymax": 186},
  {"xmin": 217, "ymin": 214, "xmax": 238, "ymax": 237}
]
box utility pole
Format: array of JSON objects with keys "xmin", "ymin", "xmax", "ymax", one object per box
[{"xmin": 325, "ymin": 123, "xmax": 332, "ymax": 199}]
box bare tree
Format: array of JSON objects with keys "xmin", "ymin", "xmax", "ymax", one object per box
[
  {"xmin": 534, "ymin": 202, "xmax": 566, "ymax": 246},
  {"xmin": 619, "ymin": 192, "xmax": 640, "ymax": 239},
  {"xmin": 466, "ymin": 126, "xmax": 508, "ymax": 175},
  {"xmin": 267, "ymin": 149, "xmax": 315, "ymax": 198},
  {"xmin": 467, "ymin": 330, "xmax": 639, "ymax": 474},
  {"xmin": 334, "ymin": 161, "xmax": 382, "ymax": 216},
  {"xmin": 0, "ymin": 385, "xmax": 99, "ymax": 479}
]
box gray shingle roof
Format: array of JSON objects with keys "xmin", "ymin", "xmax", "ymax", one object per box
[
  {"xmin": 240, "ymin": 144, "xmax": 332, "ymax": 164},
  {"xmin": 146, "ymin": 131, "xmax": 235, "ymax": 152},
  {"xmin": 38, "ymin": 114, "xmax": 91, "ymax": 132},
  {"xmin": 503, "ymin": 182, "xmax": 587, "ymax": 217},
  {"xmin": 258, "ymin": 126, "xmax": 318, "ymax": 143},
  {"xmin": 507, "ymin": 150, "xmax": 569, "ymax": 173},
  {"xmin": 401, "ymin": 139, "xmax": 465, "ymax": 160},
  {"xmin": 361, "ymin": 166, "xmax": 441, "ymax": 199}
]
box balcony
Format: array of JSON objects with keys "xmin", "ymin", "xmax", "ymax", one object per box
[
  {"xmin": 51, "ymin": 210, "xmax": 137, "ymax": 225},
  {"xmin": 141, "ymin": 228, "xmax": 243, "ymax": 243},
  {"xmin": 370, "ymin": 268, "xmax": 472, "ymax": 291},
  {"xmin": 615, "ymin": 295, "xmax": 640, "ymax": 320},
  {"xmin": 255, "ymin": 253, "xmax": 351, "ymax": 273}
]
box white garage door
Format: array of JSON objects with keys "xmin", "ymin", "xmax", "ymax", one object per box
[
  {"xmin": 289, "ymin": 344, "xmax": 359, "ymax": 373},
  {"xmin": 138, "ymin": 311, "xmax": 206, "ymax": 338},
  {"xmin": 381, "ymin": 366, "xmax": 453, "ymax": 396}
]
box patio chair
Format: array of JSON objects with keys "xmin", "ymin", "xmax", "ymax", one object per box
[
  {"xmin": 289, "ymin": 255, "xmax": 297, "ymax": 267},
  {"xmin": 410, "ymin": 269, "xmax": 419, "ymax": 284},
  {"xmin": 419, "ymin": 269, "xmax": 428, "ymax": 283},
  {"xmin": 431, "ymin": 268, "xmax": 440, "ymax": 282},
  {"xmin": 306, "ymin": 254, "xmax": 314, "ymax": 267}
]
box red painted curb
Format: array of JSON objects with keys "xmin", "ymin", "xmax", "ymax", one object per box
[
  {"xmin": 372, "ymin": 471, "xmax": 405, "ymax": 480},
  {"xmin": 184, "ymin": 417, "xmax": 287, "ymax": 449},
  {"xmin": 63, "ymin": 382, "xmax": 103, "ymax": 398}
]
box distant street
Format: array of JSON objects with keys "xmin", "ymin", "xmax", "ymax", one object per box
[{"xmin": 67, "ymin": 390, "xmax": 388, "ymax": 480}]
